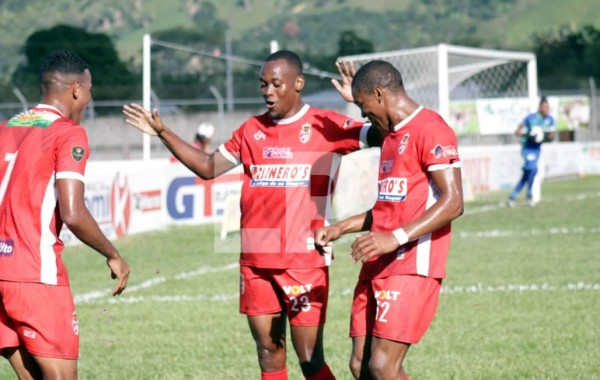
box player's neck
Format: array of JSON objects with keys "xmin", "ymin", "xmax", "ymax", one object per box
[{"xmin": 39, "ymin": 98, "xmax": 70, "ymax": 119}]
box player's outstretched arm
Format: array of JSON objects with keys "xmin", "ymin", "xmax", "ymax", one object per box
[
  {"xmin": 56, "ymin": 178, "xmax": 130, "ymax": 296},
  {"xmin": 350, "ymin": 168, "xmax": 464, "ymax": 263},
  {"xmin": 123, "ymin": 103, "xmax": 235, "ymax": 179},
  {"xmin": 314, "ymin": 210, "xmax": 372, "ymax": 251},
  {"xmin": 331, "ymin": 59, "xmax": 357, "ymax": 103}
]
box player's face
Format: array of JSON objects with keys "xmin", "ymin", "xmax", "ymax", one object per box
[
  {"xmin": 72, "ymin": 69, "xmax": 92, "ymax": 124},
  {"xmin": 539, "ymin": 101, "xmax": 550, "ymax": 117},
  {"xmin": 260, "ymin": 59, "xmax": 304, "ymax": 120},
  {"xmin": 353, "ymin": 89, "xmax": 387, "ymax": 133}
]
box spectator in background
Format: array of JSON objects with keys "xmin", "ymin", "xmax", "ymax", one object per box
[
  {"xmin": 170, "ymin": 122, "xmax": 215, "ymax": 163},
  {"xmin": 507, "ymin": 96, "xmax": 555, "ymax": 207},
  {"xmin": 193, "ymin": 122, "xmax": 215, "ymax": 153}
]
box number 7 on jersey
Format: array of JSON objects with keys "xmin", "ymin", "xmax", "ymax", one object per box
[{"xmin": 0, "ymin": 152, "xmax": 18, "ymax": 203}]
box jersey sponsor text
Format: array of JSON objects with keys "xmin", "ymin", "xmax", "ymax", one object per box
[
  {"xmin": 378, "ymin": 177, "xmax": 408, "ymax": 202},
  {"xmin": 250, "ymin": 164, "xmax": 310, "ymax": 187}
]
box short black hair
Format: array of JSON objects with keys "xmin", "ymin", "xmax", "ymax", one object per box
[
  {"xmin": 352, "ymin": 60, "xmax": 404, "ymax": 95},
  {"xmin": 264, "ymin": 50, "xmax": 303, "ymax": 76},
  {"xmin": 39, "ymin": 50, "xmax": 89, "ymax": 83},
  {"xmin": 539, "ymin": 95, "xmax": 548, "ymax": 105}
]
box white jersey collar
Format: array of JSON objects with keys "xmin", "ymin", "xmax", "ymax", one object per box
[
  {"xmin": 273, "ymin": 104, "xmax": 310, "ymax": 125},
  {"xmin": 393, "ymin": 105, "xmax": 423, "ymax": 132},
  {"xmin": 35, "ymin": 104, "xmax": 64, "ymax": 117}
]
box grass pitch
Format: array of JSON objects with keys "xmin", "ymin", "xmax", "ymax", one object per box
[{"xmin": 1, "ymin": 176, "xmax": 599, "ymax": 379}]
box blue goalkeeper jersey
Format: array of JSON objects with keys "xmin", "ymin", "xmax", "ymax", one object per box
[{"xmin": 521, "ymin": 112, "xmax": 555, "ymax": 150}]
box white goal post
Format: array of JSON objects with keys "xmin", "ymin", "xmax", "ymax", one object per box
[{"xmin": 341, "ymin": 43, "xmax": 538, "ymax": 123}]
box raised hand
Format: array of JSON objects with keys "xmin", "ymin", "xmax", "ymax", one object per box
[
  {"xmin": 331, "ymin": 59, "xmax": 357, "ymax": 103},
  {"xmin": 123, "ymin": 103, "xmax": 165, "ymax": 136}
]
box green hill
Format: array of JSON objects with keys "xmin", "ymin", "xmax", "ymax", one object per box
[{"xmin": 0, "ymin": 0, "xmax": 599, "ymax": 84}]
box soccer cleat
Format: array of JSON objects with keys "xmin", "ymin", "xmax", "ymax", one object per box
[
  {"xmin": 526, "ymin": 198, "xmax": 537, "ymax": 207},
  {"xmin": 506, "ymin": 198, "xmax": 516, "ymax": 208}
]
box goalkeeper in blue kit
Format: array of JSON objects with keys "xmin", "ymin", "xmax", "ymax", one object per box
[{"xmin": 507, "ymin": 96, "xmax": 555, "ymax": 207}]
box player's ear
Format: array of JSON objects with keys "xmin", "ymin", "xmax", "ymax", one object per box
[
  {"xmin": 295, "ymin": 75, "xmax": 305, "ymax": 92},
  {"xmin": 72, "ymin": 80, "xmax": 81, "ymax": 100},
  {"xmin": 373, "ymin": 87, "xmax": 383, "ymax": 103}
]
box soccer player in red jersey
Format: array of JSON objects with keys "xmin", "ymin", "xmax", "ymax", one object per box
[
  {"xmin": 314, "ymin": 60, "xmax": 464, "ymax": 380},
  {"xmin": 0, "ymin": 50, "xmax": 130, "ymax": 380},
  {"xmin": 124, "ymin": 50, "xmax": 380, "ymax": 380}
]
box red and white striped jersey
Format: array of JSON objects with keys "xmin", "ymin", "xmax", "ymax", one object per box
[
  {"xmin": 0, "ymin": 104, "xmax": 89, "ymax": 285},
  {"xmin": 360, "ymin": 106, "xmax": 461, "ymax": 280},
  {"xmin": 220, "ymin": 104, "xmax": 370, "ymax": 269}
]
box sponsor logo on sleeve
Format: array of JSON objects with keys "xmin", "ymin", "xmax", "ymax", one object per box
[
  {"xmin": 72, "ymin": 146, "xmax": 85, "ymax": 161},
  {"xmin": 398, "ymin": 133, "xmax": 410, "ymax": 154},
  {"xmin": 299, "ymin": 123, "xmax": 312, "ymax": 144},
  {"xmin": 0, "ymin": 239, "xmax": 14, "ymax": 256},
  {"xmin": 377, "ymin": 177, "xmax": 407, "ymax": 202},
  {"xmin": 430, "ymin": 144, "xmax": 458, "ymax": 159},
  {"xmin": 343, "ymin": 119, "xmax": 356, "ymax": 129},
  {"xmin": 250, "ymin": 164, "xmax": 311, "ymax": 187}
]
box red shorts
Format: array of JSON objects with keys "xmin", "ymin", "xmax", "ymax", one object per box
[
  {"xmin": 350, "ymin": 274, "xmax": 442, "ymax": 344},
  {"xmin": 0, "ymin": 281, "xmax": 79, "ymax": 359},
  {"xmin": 239, "ymin": 266, "xmax": 329, "ymax": 326}
]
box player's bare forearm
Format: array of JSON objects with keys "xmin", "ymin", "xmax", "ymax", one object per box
[
  {"xmin": 401, "ymin": 168, "xmax": 463, "ymax": 241},
  {"xmin": 57, "ymin": 179, "xmax": 130, "ymax": 295},
  {"xmin": 314, "ymin": 211, "xmax": 372, "ymax": 247},
  {"xmin": 157, "ymin": 127, "xmax": 218, "ymax": 179}
]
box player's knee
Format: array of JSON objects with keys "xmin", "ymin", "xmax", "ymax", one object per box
[
  {"xmin": 348, "ymin": 354, "xmax": 363, "ymax": 379},
  {"xmin": 367, "ymin": 353, "xmax": 394, "ymax": 380}
]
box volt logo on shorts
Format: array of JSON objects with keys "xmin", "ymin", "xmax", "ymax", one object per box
[
  {"xmin": 250, "ymin": 164, "xmax": 310, "ymax": 187},
  {"xmin": 378, "ymin": 177, "xmax": 407, "ymax": 202},
  {"xmin": 282, "ymin": 283, "xmax": 313, "ymax": 296},
  {"xmin": 284, "ymin": 283, "xmax": 313, "ymax": 312},
  {"xmin": 375, "ymin": 289, "xmax": 401, "ymax": 301},
  {"xmin": 0, "ymin": 239, "xmax": 14, "ymax": 256}
]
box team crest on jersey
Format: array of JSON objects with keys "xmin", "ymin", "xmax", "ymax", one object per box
[
  {"xmin": 254, "ymin": 130, "xmax": 266, "ymax": 141},
  {"xmin": 398, "ymin": 133, "xmax": 410, "ymax": 154},
  {"xmin": 430, "ymin": 144, "xmax": 458, "ymax": 159},
  {"xmin": 72, "ymin": 146, "xmax": 85, "ymax": 161},
  {"xmin": 72, "ymin": 311, "xmax": 79, "ymax": 335},
  {"xmin": 299, "ymin": 123, "xmax": 311, "ymax": 144}
]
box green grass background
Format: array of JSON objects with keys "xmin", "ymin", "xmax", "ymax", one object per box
[{"xmin": 1, "ymin": 176, "xmax": 599, "ymax": 379}]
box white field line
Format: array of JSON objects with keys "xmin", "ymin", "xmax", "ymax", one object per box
[
  {"xmin": 458, "ymin": 226, "xmax": 600, "ymax": 238},
  {"xmin": 74, "ymin": 190, "xmax": 599, "ymax": 304},
  {"xmin": 464, "ymin": 190, "xmax": 600, "ymax": 216},
  {"xmin": 85, "ymin": 282, "xmax": 600, "ymax": 305},
  {"xmin": 74, "ymin": 262, "xmax": 238, "ymax": 304}
]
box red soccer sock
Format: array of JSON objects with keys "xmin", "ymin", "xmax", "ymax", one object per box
[
  {"xmin": 305, "ymin": 363, "xmax": 335, "ymax": 380},
  {"xmin": 401, "ymin": 376, "xmax": 410, "ymax": 380},
  {"xmin": 261, "ymin": 367, "xmax": 288, "ymax": 380}
]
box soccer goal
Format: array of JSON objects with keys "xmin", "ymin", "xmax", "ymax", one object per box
[{"xmin": 341, "ymin": 43, "xmax": 537, "ymax": 128}]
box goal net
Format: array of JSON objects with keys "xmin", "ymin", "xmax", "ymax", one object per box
[{"xmin": 341, "ymin": 44, "xmax": 538, "ymax": 137}]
